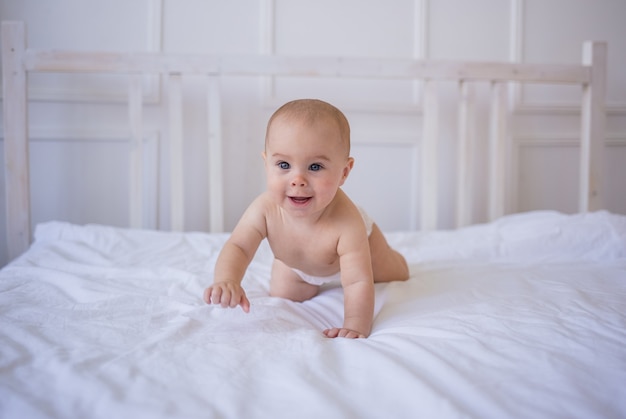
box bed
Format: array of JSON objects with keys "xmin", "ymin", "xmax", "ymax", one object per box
[{"xmin": 2, "ymin": 20, "xmax": 625, "ymax": 419}]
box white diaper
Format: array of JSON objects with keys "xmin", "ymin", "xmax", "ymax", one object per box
[
  {"xmin": 292, "ymin": 268, "xmax": 342, "ymax": 286},
  {"xmin": 291, "ymin": 206, "xmax": 374, "ymax": 286},
  {"xmin": 358, "ymin": 206, "xmax": 374, "ymax": 236}
]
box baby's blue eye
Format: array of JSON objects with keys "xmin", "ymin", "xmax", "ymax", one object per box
[
  {"xmin": 278, "ymin": 162, "xmax": 290, "ymax": 170},
  {"xmin": 309, "ymin": 163, "xmax": 322, "ymax": 171}
]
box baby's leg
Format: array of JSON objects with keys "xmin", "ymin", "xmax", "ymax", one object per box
[
  {"xmin": 368, "ymin": 223, "xmax": 410, "ymax": 283},
  {"xmin": 269, "ymin": 258, "xmax": 320, "ymax": 302}
]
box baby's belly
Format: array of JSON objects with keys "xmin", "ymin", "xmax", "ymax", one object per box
[{"xmin": 275, "ymin": 255, "xmax": 340, "ymax": 277}]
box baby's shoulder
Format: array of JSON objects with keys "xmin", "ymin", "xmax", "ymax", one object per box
[
  {"xmin": 246, "ymin": 193, "xmax": 286, "ymax": 228},
  {"xmin": 246, "ymin": 192, "xmax": 277, "ymax": 213},
  {"xmin": 237, "ymin": 193, "xmax": 275, "ymax": 227},
  {"xmin": 328, "ymin": 196, "xmax": 367, "ymax": 232}
]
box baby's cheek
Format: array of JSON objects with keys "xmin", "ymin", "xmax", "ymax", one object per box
[{"xmin": 266, "ymin": 178, "xmax": 285, "ymax": 196}]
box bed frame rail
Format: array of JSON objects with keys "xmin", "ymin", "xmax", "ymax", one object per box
[{"xmin": 2, "ymin": 21, "xmax": 607, "ymax": 261}]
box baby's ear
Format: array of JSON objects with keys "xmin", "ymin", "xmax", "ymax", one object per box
[
  {"xmin": 339, "ymin": 157, "xmax": 355, "ymax": 185},
  {"xmin": 261, "ymin": 151, "xmax": 267, "ymax": 162}
]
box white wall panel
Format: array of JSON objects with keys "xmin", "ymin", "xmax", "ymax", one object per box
[
  {"xmin": 268, "ymin": 0, "xmax": 422, "ymax": 109},
  {"xmin": 274, "ymin": 0, "xmax": 416, "ymax": 57},
  {"xmin": 27, "ymin": 132, "xmax": 159, "ymax": 229},
  {"xmin": 516, "ymin": 137, "xmax": 626, "ymax": 215},
  {"xmin": 30, "ymin": 140, "xmax": 130, "ymax": 227},
  {"xmin": 428, "ymin": 0, "xmax": 510, "ymax": 60},
  {"xmin": 0, "ymin": 0, "xmax": 159, "ymax": 50},
  {"xmin": 342, "ymin": 142, "xmax": 418, "ymax": 232},
  {"xmin": 519, "ymin": 0, "xmax": 626, "ymax": 110},
  {"xmin": 162, "ymin": 0, "xmax": 260, "ymax": 53},
  {"xmin": 517, "ymin": 141, "xmax": 579, "ymax": 213},
  {"xmin": 0, "ymin": 0, "xmax": 161, "ymax": 102},
  {"xmin": 604, "ymin": 139, "xmax": 626, "ymax": 214}
]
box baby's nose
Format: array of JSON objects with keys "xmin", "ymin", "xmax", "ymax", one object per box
[{"xmin": 291, "ymin": 175, "xmax": 307, "ymax": 187}]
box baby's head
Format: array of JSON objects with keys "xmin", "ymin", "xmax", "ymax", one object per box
[{"xmin": 265, "ymin": 99, "xmax": 351, "ymax": 157}]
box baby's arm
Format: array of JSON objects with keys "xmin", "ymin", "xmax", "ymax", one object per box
[
  {"xmin": 203, "ymin": 197, "xmax": 267, "ymax": 312},
  {"xmin": 204, "ymin": 242, "xmax": 253, "ymax": 312},
  {"xmin": 324, "ymin": 227, "xmax": 375, "ymax": 338}
]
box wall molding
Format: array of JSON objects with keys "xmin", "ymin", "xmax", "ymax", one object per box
[
  {"xmin": 1, "ymin": 128, "xmax": 161, "ymax": 229},
  {"xmin": 3, "ymin": 0, "xmax": 163, "ymax": 104},
  {"xmin": 258, "ymin": 0, "xmax": 425, "ymax": 113},
  {"xmin": 510, "ymin": 132, "xmax": 626, "ymax": 212},
  {"xmin": 514, "ymin": 132, "xmax": 626, "ymax": 147},
  {"xmin": 347, "ymin": 135, "xmax": 422, "ymax": 230},
  {"xmin": 509, "ymin": 0, "xmax": 626, "ymax": 116}
]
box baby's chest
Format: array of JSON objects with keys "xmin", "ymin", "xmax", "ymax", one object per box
[{"xmin": 268, "ymin": 231, "xmax": 339, "ymax": 267}]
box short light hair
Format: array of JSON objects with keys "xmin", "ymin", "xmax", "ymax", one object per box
[{"xmin": 265, "ymin": 99, "xmax": 351, "ymax": 155}]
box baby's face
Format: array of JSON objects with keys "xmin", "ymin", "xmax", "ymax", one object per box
[{"xmin": 263, "ymin": 115, "xmax": 353, "ymax": 217}]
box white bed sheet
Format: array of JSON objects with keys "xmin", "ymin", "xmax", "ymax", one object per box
[{"xmin": 1, "ymin": 211, "xmax": 625, "ymax": 418}]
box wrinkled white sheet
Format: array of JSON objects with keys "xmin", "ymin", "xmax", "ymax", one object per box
[{"xmin": 1, "ymin": 211, "xmax": 625, "ymax": 418}]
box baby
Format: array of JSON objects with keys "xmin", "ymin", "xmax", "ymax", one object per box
[{"xmin": 203, "ymin": 99, "xmax": 409, "ymax": 338}]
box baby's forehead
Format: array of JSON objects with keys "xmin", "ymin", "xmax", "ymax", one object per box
[
  {"xmin": 268, "ymin": 114, "xmax": 348, "ymax": 153},
  {"xmin": 272, "ymin": 111, "xmax": 340, "ymax": 131}
]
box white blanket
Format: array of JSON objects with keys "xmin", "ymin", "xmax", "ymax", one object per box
[{"xmin": 1, "ymin": 211, "xmax": 625, "ymax": 418}]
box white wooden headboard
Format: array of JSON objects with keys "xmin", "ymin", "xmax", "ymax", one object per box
[{"xmin": 2, "ymin": 21, "xmax": 607, "ymax": 261}]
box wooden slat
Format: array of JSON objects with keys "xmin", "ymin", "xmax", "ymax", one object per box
[
  {"xmin": 207, "ymin": 76, "xmax": 224, "ymax": 233},
  {"xmin": 128, "ymin": 75, "xmax": 144, "ymax": 229},
  {"xmin": 2, "ymin": 21, "xmax": 30, "ymax": 260},
  {"xmin": 420, "ymin": 80, "xmax": 439, "ymax": 230},
  {"xmin": 168, "ymin": 74, "xmax": 184, "ymax": 231},
  {"xmin": 579, "ymin": 42, "xmax": 607, "ymax": 212},
  {"xmin": 488, "ymin": 82, "xmax": 509, "ymax": 221},
  {"xmin": 23, "ymin": 49, "xmax": 592, "ymax": 84},
  {"xmin": 456, "ymin": 81, "xmax": 475, "ymax": 227}
]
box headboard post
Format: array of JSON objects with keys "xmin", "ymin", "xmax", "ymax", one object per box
[
  {"xmin": 579, "ymin": 41, "xmax": 607, "ymax": 212},
  {"xmin": 2, "ymin": 21, "xmax": 31, "ymax": 260},
  {"xmin": 168, "ymin": 73, "xmax": 185, "ymax": 231},
  {"xmin": 456, "ymin": 81, "xmax": 476, "ymax": 228},
  {"xmin": 488, "ymin": 81, "xmax": 509, "ymax": 221},
  {"xmin": 207, "ymin": 75, "xmax": 224, "ymax": 233},
  {"xmin": 128, "ymin": 75, "xmax": 145, "ymax": 229},
  {"xmin": 420, "ymin": 80, "xmax": 439, "ymax": 230}
]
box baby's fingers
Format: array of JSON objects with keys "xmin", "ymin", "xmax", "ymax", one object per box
[
  {"xmin": 222, "ymin": 288, "xmax": 249, "ymax": 312},
  {"xmin": 203, "ymin": 286, "xmax": 217, "ymax": 304},
  {"xmin": 240, "ymin": 294, "xmax": 251, "ymax": 313},
  {"xmin": 323, "ymin": 327, "xmax": 365, "ymax": 339},
  {"xmin": 203, "ymin": 285, "xmax": 250, "ymax": 314},
  {"xmin": 323, "ymin": 328, "xmax": 339, "ymax": 338},
  {"xmin": 204, "ymin": 285, "xmax": 228, "ymax": 306}
]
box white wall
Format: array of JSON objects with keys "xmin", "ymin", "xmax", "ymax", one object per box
[{"xmin": 1, "ymin": 0, "xmax": 626, "ymax": 266}]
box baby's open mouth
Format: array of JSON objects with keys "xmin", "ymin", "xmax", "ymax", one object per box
[{"xmin": 289, "ymin": 196, "xmax": 311, "ymax": 204}]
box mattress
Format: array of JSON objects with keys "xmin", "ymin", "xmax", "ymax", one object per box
[{"xmin": 1, "ymin": 210, "xmax": 625, "ymax": 418}]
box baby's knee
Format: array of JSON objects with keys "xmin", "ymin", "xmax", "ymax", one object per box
[
  {"xmin": 396, "ymin": 252, "xmax": 410, "ymax": 281},
  {"xmin": 388, "ymin": 256, "xmax": 410, "ymax": 282},
  {"xmin": 270, "ymin": 278, "xmax": 319, "ymax": 302},
  {"xmin": 372, "ymin": 249, "xmax": 410, "ymax": 283}
]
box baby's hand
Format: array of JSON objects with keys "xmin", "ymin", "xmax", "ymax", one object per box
[
  {"xmin": 203, "ymin": 282, "xmax": 250, "ymax": 313},
  {"xmin": 323, "ymin": 327, "xmax": 366, "ymax": 339}
]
